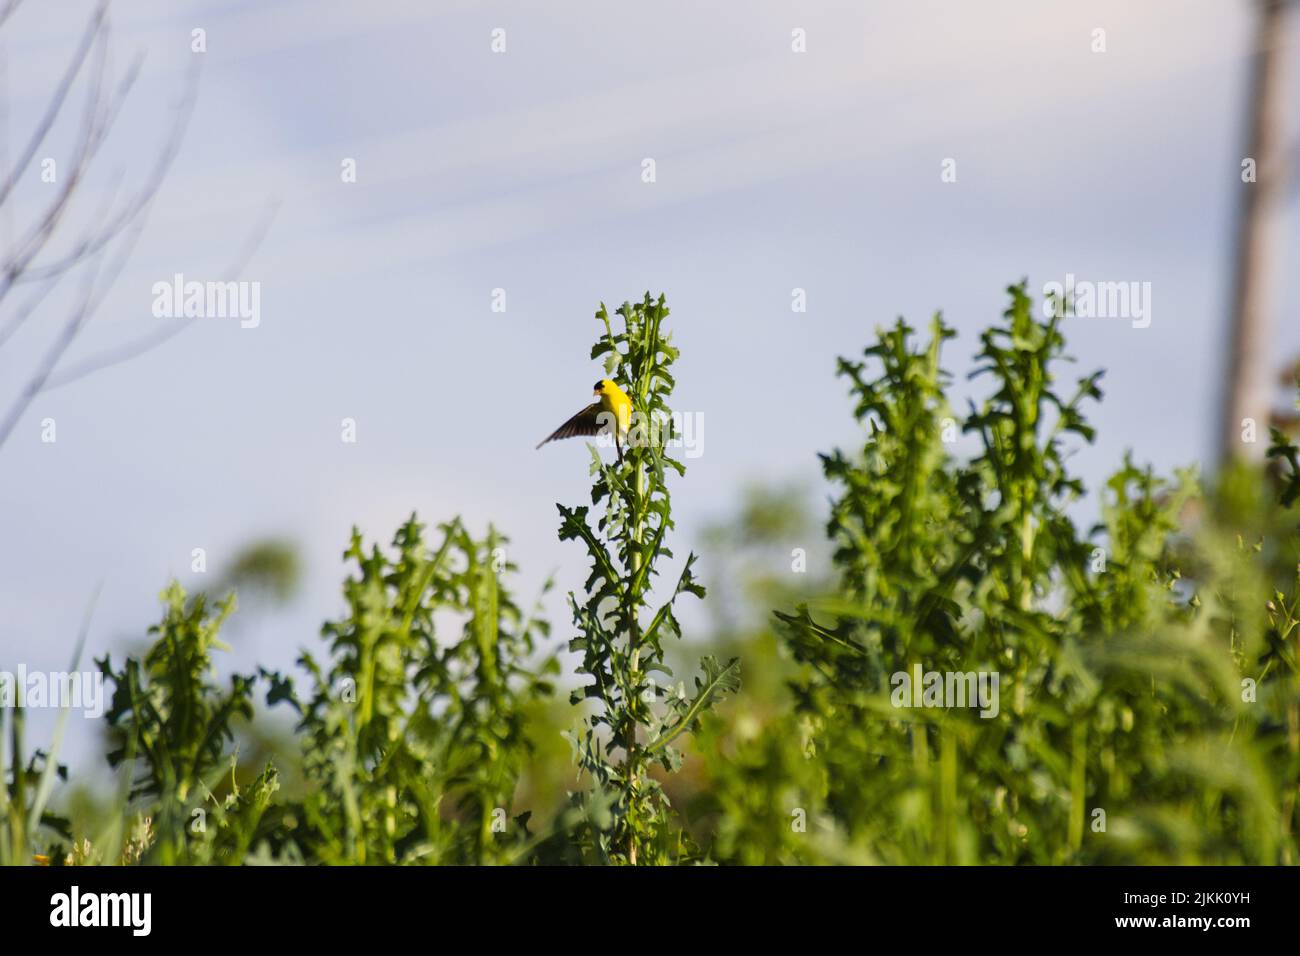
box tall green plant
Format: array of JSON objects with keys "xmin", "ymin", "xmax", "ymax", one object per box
[
  {"xmin": 709, "ymin": 281, "xmax": 1300, "ymax": 865},
  {"xmin": 558, "ymin": 293, "xmax": 738, "ymax": 864},
  {"xmin": 92, "ymin": 584, "xmax": 279, "ymax": 865},
  {"xmin": 36, "ymin": 516, "xmax": 555, "ymax": 867},
  {"xmin": 275, "ymin": 516, "xmax": 557, "ymax": 865}
]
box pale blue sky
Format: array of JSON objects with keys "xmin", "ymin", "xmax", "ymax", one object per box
[{"xmin": 1, "ymin": 0, "xmax": 1297, "ymax": 771}]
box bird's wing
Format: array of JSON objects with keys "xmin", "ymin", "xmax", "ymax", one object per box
[{"xmin": 536, "ymin": 401, "xmax": 607, "ymax": 449}]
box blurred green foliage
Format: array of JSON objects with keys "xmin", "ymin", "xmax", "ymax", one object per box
[
  {"xmin": 699, "ymin": 284, "xmax": 1300, "ymax": 864},
  {"xmin": 215, "ymin": 539, "xmax": 301, "ymax": 606}
]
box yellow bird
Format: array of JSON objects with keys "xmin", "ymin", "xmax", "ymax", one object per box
[{"xmin": 537, "ymin": 379, "xmax": 633, "ymax": 459}]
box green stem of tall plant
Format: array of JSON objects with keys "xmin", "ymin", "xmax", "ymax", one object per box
[
  {"xmin": 624, "ymin": 453, "xmax": 646, "ymax": 864},
  {"xmin": 7, "ymin": 706, "xmax": 26, "ymax": 863},
  {"xmin": 561, "ymin": 294, "xmax": 732, "ymax": 865}
]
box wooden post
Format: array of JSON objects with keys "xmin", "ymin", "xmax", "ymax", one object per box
[{"xmin": 1220, "ymin": 0, "xmax": 1293, "ymax": 464}]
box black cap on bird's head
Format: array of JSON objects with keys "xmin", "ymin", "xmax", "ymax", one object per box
[{"xmin": 593, "ymin": 379, "xmax": 607, "ymax": 394}]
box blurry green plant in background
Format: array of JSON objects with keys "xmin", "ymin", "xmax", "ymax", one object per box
[
  {"xmin": 4, "ymin": 287, "xmax": 1297, "ymax": 866},
  {"xmin": 701, "ymin": 284, "xmax": 1299, "ymax": 864}
]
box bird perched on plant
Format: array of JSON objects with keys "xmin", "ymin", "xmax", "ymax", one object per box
[{"xmin": 537, "ymin": 378, "xmax": 633, "ymax": 460}]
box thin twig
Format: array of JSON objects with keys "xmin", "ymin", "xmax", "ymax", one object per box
[
  {"xmin": 0, "ymin": 0, "xmax": 106, "ymax": 211},
  {"xmin": 0, "ymin": 209, "xmax": 144, "ymax": 447},
  {"xmin": 41, "ymin": 199, "xmax": 280, "ymax": 392},
  {"xmin": 0, "ymin": 10, "xmax": 113, "ymax": 306},
  {"xmin": 0, "ymin": 170, "xmax": 124, "ymax": 349},
  {"xmin": 0, "ymin": 0, "xmax": 25, "ymax": 33}
]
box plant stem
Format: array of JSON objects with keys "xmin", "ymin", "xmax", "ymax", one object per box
[
  {"xmin": 9, "ymin": 706, "xmax": 26, "ymax": 863},
  {"xmin": 624, "ymin": 447, "xmax": 646, "ymax": 864}
]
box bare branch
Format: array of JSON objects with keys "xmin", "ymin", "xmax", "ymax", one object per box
[
  {"xmin": 0, "ymin": 2, "xmax": 270, "ymax": 452},
  {"xmin": 17, "ymin": 55, "xmax": 194, "ymax": 286},
  {"xmin": 0, "ymin": 11, "xmax": 115, "ymax": 305},
  {"xmin": 0, "ymin": 0, "xmax": 106, "ymax": 210},
  {"xmin": 0, "ymin": 170, "xmax": 125, "ymax": 349},
  {"xmin": 0, "ymin": 210, "xmax": 146, "ymax": 447},
  {"xmin": 41, "ymin": 199, "xmax": 281, "ymax": 392},
  {"xmin": 0, "ymin": 1, "xmax": 25, "ymax": 32},
  {"xmin": 0, "ymin": 256, "xmax": 105, "ymax": 448},
  {"xmin": 0, "ymin": 272, "xmax": 61, "ymax": 351}
]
